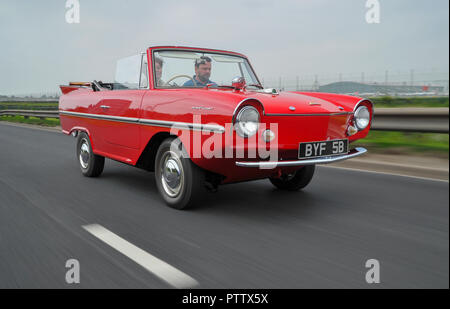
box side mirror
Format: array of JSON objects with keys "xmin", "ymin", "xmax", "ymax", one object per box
[{"xmin": 232, "ymin": 76, "xmax": 246, "ymax": 90}]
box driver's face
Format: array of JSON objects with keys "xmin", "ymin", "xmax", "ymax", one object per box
[
  {"xmin": 195, "ymin": 62, "xmax": 211, "ymax": 83},
  {"xmin": 155, "ymin": 62, "xmax": 162, "ymax": 80}
]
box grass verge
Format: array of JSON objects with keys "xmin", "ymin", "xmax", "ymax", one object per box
[
  {"xmin": 0, "ymin": 115, "xmax": 60, "ymax": 127},
  {"xmin": 353, "ymin": 131, "xmax": 449, "ymax": 157},
  {"xmin": 0, "ymin": 101, "xmax": 58, "ymax": 110},
  {"xmin": 369, "ymin": 96, "xmax": 449, "ymax": 108}
]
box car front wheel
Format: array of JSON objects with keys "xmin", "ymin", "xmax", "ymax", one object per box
[
  {"xmin": 155, "ymin": 137, "xmax": 205, "ymax": 210},
  {"xmin": 269, "ymin": 165, "xmax": 315, "ymax": 191},
  {"xmin": 76, "ymin": 132, "xmax": 105, "ymax": 177}
]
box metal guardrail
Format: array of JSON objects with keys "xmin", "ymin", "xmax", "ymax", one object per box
[
  {"xmin": 0, "ymin": 109, "xmax": 59, "ymax": 119},
  {"xmin": 0, "ymin": 108, "xmax": 449, "ymax": 133},
  {"xmin": 372, "ymin": 108, "xmax": 449, "ymax": 133}
]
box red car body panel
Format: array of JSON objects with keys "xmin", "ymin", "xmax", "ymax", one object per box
[{"xmin": 59, "ymin": 46, "xmax": 372, "ymax": 184}]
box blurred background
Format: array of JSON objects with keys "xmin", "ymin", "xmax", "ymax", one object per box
[{"xmin": 0, "ymin": 0, "xmax": 448, "ymax": 96}]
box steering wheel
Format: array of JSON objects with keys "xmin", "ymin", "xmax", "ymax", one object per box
[{"xmin": 166, "ymin": 74, "xmax": 196, "ymax": 86}]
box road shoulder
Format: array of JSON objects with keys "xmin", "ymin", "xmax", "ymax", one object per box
[{"xmin": 329, "ymin": 152, "xmax": 448, "ymax": 181}]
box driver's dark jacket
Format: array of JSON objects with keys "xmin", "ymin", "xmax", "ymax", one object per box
[{"xmin": 182, "ymin": 75, "xmax": 217, "ymax": 87}]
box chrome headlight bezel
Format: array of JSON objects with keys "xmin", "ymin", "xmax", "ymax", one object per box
[
  {"xmin": 354, "ymin": 105, "xmax": 370, "ymax": 130},
  {"xmin": 234, "ymin": 106, "xmax": 260, "ymax": 138}
]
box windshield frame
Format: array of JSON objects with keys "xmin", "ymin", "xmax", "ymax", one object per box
[{"xmin": 149, "ymin": 47, "xmax": 262, "ymax": 90}]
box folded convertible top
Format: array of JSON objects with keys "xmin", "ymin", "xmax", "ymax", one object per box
[{"xmin": 60, "ymin": 82, "xmax": 91, "ymax": 94}]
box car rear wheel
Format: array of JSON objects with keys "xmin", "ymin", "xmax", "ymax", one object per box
[
  {"xmin": 155, "ymin": 137, "xmax": 205, "ymax": 210},
  {"xmin": 76, "ymin": 132, "xmax": 105, "ymax": 177},
  {"xmin": 269, "ymin": 165, "xmax": 315, "ymax": 191}
]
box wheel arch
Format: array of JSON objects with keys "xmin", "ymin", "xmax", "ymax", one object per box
[
  {"xmin": 135, "ymin": 131, "xmax": 177, "ymax": 171},
  {"xmin": 71, "ymin": 127, "xmax": 97, "ymax": 151}
]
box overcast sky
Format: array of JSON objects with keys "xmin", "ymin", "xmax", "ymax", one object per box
[{"xmin": 0, "ymin": 0, "xmax": 448, "ymax": 95}]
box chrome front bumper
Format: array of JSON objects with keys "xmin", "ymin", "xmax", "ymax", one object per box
[{"xmin": 235, "ymin": 147, "xmax": 367, "ymax": 168}]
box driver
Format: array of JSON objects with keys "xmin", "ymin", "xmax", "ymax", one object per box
[
  {"xmin": 183, "ymin": 56, "xmax": 217, "ymax": 87},
  {"xmin": 155, "ymin": 57, "xmax": 166, "ymax": 86}
]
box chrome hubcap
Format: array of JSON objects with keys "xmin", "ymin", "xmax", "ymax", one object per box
[
  {"xmin": 79, "ymin": 138, "xmax": 90, "ymax": 169},
  {"xmin": 160, "ymin": 151, "xmax": 184, "ymax": 197}
]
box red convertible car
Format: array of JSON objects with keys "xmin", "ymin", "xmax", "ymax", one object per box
[{"xmin": 59, "ymin": 46, "xmax": 373, "ymax": 209}]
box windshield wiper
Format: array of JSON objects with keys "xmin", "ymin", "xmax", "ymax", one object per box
[
  {"xmin": 215, "ymin": 85, "xmax": 235, "ymax": 89},
  {"xmin": 214, "ymin": 84, "xmax": 264, "ymax": 89},
  {"xmin": 207, "ymin": 84, "xmax": 264, "ymax": 90},
  {"xmin": 247, "ymin": 84, "xmax": 264, "ymax": 89}
]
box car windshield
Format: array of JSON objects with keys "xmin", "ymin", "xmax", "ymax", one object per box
[{"xmin": 153, "ymin": 50, "xmax": 261, "ymax": 89}]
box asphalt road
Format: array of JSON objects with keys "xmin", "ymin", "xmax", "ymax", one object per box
[{"xmin": 0, "ymin": 122, "xmax": 448, "ymax": 288}]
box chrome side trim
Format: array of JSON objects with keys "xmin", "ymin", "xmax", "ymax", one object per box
[
  {"xmin": 139, "ymin": 118, "xmax": 225, "ymax": 133},
  {"xmin": 60, "ymin": 111, "xmax": 139, "ymax": 123},
  {"xmin": 59, "ymin": 111, "xmax": 225, "ymax": 133},
  {"xmin": 235, "ymin": 147, "xmax": 367, "ymax": 168}
]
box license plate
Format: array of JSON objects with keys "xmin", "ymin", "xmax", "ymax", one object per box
[{"xmin": 298, "ymin": 139, "xmax": 348, "ymax": 159}]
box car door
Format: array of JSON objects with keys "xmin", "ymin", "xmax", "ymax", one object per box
[{"xmin": 97, "ymin": 53, "xmax": 148, "ymax": 163}]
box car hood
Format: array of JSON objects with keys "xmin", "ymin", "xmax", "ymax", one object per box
[
  {"xmin": 240, "ymin": 90, "xmax": 357, "ymax": 115},
  {"xmin": 201, "ymin": 89, "xmax": 362, "ymax": 116},
  {"xmin": 151, "ymin": 88, "xmax": 364, "ymax": 121}
]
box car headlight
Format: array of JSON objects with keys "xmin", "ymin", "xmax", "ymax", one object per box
[
  {"xmin": 354, "ymin": 106, "xmax": 370, "ymax": 130},
  {"xmin": 234, "ymin": 106, "xmax": 260, "ymax": 137}
]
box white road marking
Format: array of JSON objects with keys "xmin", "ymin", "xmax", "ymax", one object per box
[
  {"xmin": 82, "ymin": 224, "xmax": 199, "ymax": 289},
  {"xmin": 322, "ymin": 165, "xmax": 449, "ymax": 183}
]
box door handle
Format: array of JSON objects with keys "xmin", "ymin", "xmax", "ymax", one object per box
[{"xmin": 100, "ymin": 105, "xmax": 110, "ymax": 109}]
